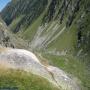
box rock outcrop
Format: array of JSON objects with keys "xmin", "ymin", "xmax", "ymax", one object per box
[
  {"xmin": 0, "ymin": 17, "xmax": 14, "ymax": 48},
  {"xmin": 0, "ymin": 48, "xmax": 80, "ymax": 90}
]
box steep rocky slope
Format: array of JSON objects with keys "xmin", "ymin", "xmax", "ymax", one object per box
[
  {"xmin": 0, "ymin": 15, "xmax": 30, "ymax": 49},
  {"xmin": 1, "ymin": 0, "xmax": 90, "ymax": 57},
  {"xmin": 1, "ymin": 0, "xmax": 48, "ymax": 33},
  {"xmin": 0, "ymin": 47, "xmax": 80, "ymax": 90},
  {"xmin": 1, "ymin": 0, "xmax": 90, "ymax": 90}
]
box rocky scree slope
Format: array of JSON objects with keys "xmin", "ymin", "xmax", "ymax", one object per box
[
  {"xmin": 0, "ymin": 16, "xmax": 80, "ymax": 90},
  {"xmin": 0, "ymin": 16, "xmax": 31, "ymax": 49},
  {"xmin": 1, "ymin": 0, "xmax": 90, "ymax": 58}
]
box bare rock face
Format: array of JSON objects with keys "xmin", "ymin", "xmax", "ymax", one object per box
[
  {"xmin": 0, "ymin": 17, "xmax": 14, "ymax": 48},
  {"xmin": 47, "ymin": 66, "xmax": 80, "ymax": 90},
  {"xmin": 0, "ymin": 48, "xmax": 80, "ymax": 90}
]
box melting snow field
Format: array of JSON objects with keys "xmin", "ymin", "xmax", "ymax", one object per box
[{"xmin": 0, "ymin": 48, "xmax": 80, "ymax": 90}]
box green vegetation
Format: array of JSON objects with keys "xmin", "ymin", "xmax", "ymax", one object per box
[
  {"xmin": 47, "ymin": 25, "xmax": 77, "ymax": 53},
  {"xmin": 0, "ymin": 0, "xmax": 90, "ymax": 90},
  {"xmin": 1, "ymin": 0, "xmax": 48, "ymax": 32},
  {"xmin": 42, "ymin": 54, "xmax": 90, "ymax": 90},
  {"xmin": 0, "ymin": 68, "xmax": 59, "ymax": 90},
  {"xmin": 9, "ymin": 15, "xmax": 25, "ymax": 32},
  {"xmin": 22, "ymin": 13, "xmax": 44, "ymax": 41}
]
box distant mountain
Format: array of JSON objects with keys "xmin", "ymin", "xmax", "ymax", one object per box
[
  {"xmin": 1, "ymin": 0, "xmax": 90, "ymax": 56},
  {"xmin": 1, "ymin": 0, "xmax": 48, "ymax": 33}
]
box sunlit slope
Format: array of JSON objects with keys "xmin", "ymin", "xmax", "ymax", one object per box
[{"xmin": 0, "ymin": 68, "xmax": 59, "ymax": 90}]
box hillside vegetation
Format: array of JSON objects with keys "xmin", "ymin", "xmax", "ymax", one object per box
[
  {"xmin": 1, "ymin": 0, "xmax": 90, "ymax": 90},
  {"xmin": 0, "ymin": 67, "xmax": 59, "ymax": 90},
  {"xmin": 2, "ymin": 0, "xmax": 90, "ymax": 56}
]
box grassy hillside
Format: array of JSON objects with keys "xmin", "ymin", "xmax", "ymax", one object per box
[
  {"xmin": 0, "ymin": 67, "xmax": 59, "ymax": 90},
  {"xmin": 41, "ymin": 53, "xmax": 90, "ymax": 90},
  {"xmin": 22, "ymin": 12, "xmax": 44, "ymax": 41}
]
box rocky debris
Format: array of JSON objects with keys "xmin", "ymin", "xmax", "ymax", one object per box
[
  {"xmin": 0, "ymin": 48, "xmax": 80, "ymax": 90},
  {"xmin": 30, "ymin": 22, "xmax": 66, "ymax": 50},
  {"xmin": 0, "ymin": 18, "xmax": 15, "ymax": 48}
]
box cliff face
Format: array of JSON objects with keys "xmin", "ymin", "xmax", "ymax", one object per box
[
  {"xmin": 1, "ymin": 0, "xmax": 90, "ymax": 56},
  {"xmin": 43, "ymin": 0, "xmax": 90, "ymax": 55},
  {"xmin": 0, "ymin": 16, "xmax": 14, "ymax": 48}
]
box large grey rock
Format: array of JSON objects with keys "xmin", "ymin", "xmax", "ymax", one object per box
[{"xmin": 0, "ymin": 48, "xmax": 80, "ymax": 90}]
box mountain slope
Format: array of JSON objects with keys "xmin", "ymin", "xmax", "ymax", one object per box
[
  {"xmin": 0, "ymin": 16, "xmax": 14, "ymax": 47},
  {"xmin": 1, "ymin": 0, "xmax": 48, "ymax": 33},
  {"xmin": 2, "ymin": 0, "xmax": 90, "ymax": 56},
  {"xmin": 1, "ymin": 0, "xmax": 90, "ymax": 90}
]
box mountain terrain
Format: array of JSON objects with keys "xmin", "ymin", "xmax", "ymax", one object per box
[
  {"xmin": 0, "ymin": 18, "xmax": 60, "ymax": 90},
  {"xmin": 0, "ymin": 0, "xmax": 90, "ymax": 90}
]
